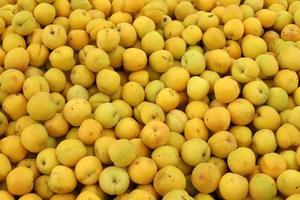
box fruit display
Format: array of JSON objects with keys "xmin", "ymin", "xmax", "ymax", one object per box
[{"xmin": 1, "ymin": 0, "xmax": 300, "ymax": 199}]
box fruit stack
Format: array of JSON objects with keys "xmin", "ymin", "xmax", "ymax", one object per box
[{"xmin": 1, "ymin": 0, "xmax": 300, "ymax": 199}]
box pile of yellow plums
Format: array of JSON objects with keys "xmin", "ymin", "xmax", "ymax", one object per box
[{"xmin": 1, "ymin": 0, "xmax": 300, "ymax": 199}]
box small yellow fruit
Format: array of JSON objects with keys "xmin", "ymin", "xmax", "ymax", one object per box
[
  {"xmin": 187, "ymin": 77, "xmax": 209, "ymax": 101},
  {"xmin": 164, "ymin": 37, "xmax": 187, "ymax": 59},
  {"xmin": 141, "ymin": 31, "xmax": 164, "ymax": 55},
  {"xmin": 205, "ymin": 49, "xmax": 231, "ymax": 74},
  {"xmin": 152, "ymin": 145, "xmax": 179, "ymax": 169},
  {"xmin": 55, "ymin": 139, "xmax": 87, "ymax": 167},
  {"xmin": 133, "ymin": 16, "xmax": 155, "ymax": 38},
  {"xmin": 204, "ymin": 107, "xmax": 231, "ymax": 132},
  {"xmin": 123, "ymin": 48, "xmax": 147, "ymax": 72},
  {"xmin": 249, "ymin": 173, "xmax": 277, "ymax": 200},
  {"xmin": 208, "ymin": 131, "xmax": 237, "ymax": 159},
  {"xmin": 42, "ymin": 24, "xmax": 67, "ymax": 50},
  {"xmin": 228, "ymin": 98, "xmax": 255, "ymax": 126},
  {"xmin": 4, "ymin": 47, "xmax": 29, "ymax": 71},
  {"xmin": 33, "ymin": 3, "xmax": 56, "ymax": 26},
  {"xmin": 203, "ymin": 27, "xmax": 226, "ymax": 50},
  {"xmin": 277, "ymin": 169, "xmax": 300, "ymax": 196},
  {"xmin": 252, "ymin": 129, "xmax": 277, "ymax": 155},
  {"xmin": 181, "ymin": 138, "xmax": 210, "ymax": 166},
  {"xmin": 23, "ymin": 75, "xmax": 50, "ymax": 99},
  {"xmin": 0, "ymin": 190, "xmax": 14, "ymax": 200},
  {"xmin": 12, "ymin": 10, "xmax": 36, "ymax": 36},
  {"xmin": 0, "ymin": 153, "xmax": 12, "ymax": 182},
  {"xmin": 49, "ymin": 46, "xmax": 76, "ymax": 71},
  {"xmin": 36, "ymin": 148, "xmax": 59, "ymax": 175},
  {"xmin": 219, "ymin": 173, "xmax": 249, "ymax": 200},
  {"xmin": 191, "ymin": 162, "xmax": 221, "ymax": 193},
  {"xmin": 259, "ymin": 152, "xmax": 287, "ymax": 178},
  {"xmin": 153, "ymin": 165, "xmax": 186, "ymax": 196},
  {"xmin": 227, "ymin": 147, "xmax": 256, "ymax": 176},
  {"xmin": 214, "ymin": 77, "xmax": 240, "ymax": 103},
  {"xmin": 140, "ymin": 120, "xmax": 170, "ymax": 149},
  {"xmin": 6, "ymin": 167, "xmax": 34, "ymax": 196},
  {"xmin": 278, "ymin": 46, "xmax": 300, "ymax": 71},
  {"xmin": 231, "ymin": 57, "xmax": 260, "ymax": 84},
  {"xmin": 63, "ymin": 98, "xmax": 91, "ymax": 126},
  {"xmin": 75, "ymin": 156, "xmax": 102, "ymax": 185},
  {"xmin": 223, "ymin": 19, "xmax": 244, "ymax": 40},
  {"xmin": 99, "ymin": 166, "xmax": 130, "ymax": 196},
  {"xmin": 27, "ymin": 92, "xmax": 56, "ymax": 121},
  {"xmin": 94, "ymin": 102, "xmax": 120, "ymax": 128},
  {"xmin": 108, "ymin": 139, "xmax": 137, "ymax": 167},
  {"xmin": 96, "ymin": 28, "xmax": 120, "ymax": 52},
  {"xmin": 0, "ymin": 69, "xmax": 25, "ymax": 94},
  {"xmin": 96, "ymin": 69, "xmax": 121, "ymax": 95},
  {"xmin": 128, "ymin": 156, "xmax": 157, "ymax": 185},
  {"xmin": 241, "ymin": 34, "xmax": 267, "ymax": 59},
  {"xmin": 21, "ymin": 124, "xmax": 48, "ymax": 153},
  {"xmin": 48, "ymin": 165, "xmax": 77, "ymax": 194}
]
